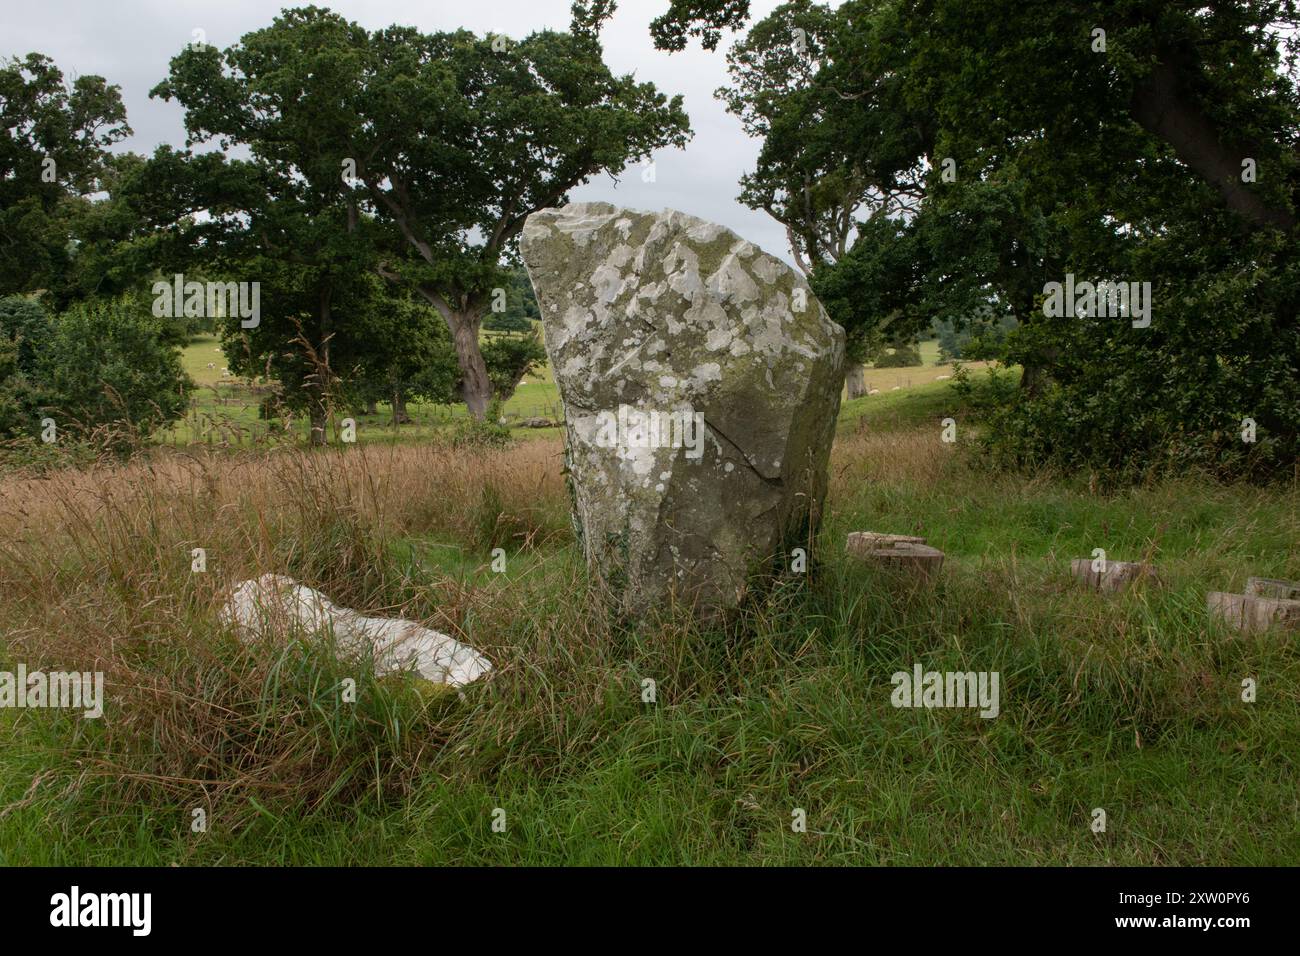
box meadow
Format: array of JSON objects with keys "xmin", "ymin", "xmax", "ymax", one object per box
[
  {"xmin": 166, "ymin": 334, "xmax": 975, "ymax": 447},
  {"xmin": 0, "ymin": 342, "xmax": 1294, "ymax": 865}
]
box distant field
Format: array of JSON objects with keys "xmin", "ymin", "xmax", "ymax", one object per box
[
  {"xmin": 163, "ymin": 332, "xmax": 984, "ymax": 447},
  {"xmin": 164, "ymin": 332, "xmax": 566, "ymax": 447}
]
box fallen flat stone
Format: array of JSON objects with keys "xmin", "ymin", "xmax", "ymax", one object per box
[
  {"xmin": 219, "ymin": 574, "xmax": 491, "ymax": 687},
  {"xmin": 1070, "ymin": 559, "xmax": 1159, "ymax": 592},
  {"xmin": 847, "ymin": 538, "xmax": 945, "ymax": 581},
  {"xmin": 520, "ymin": 202, "xmax": 845, "ymax": 618},
  {"xmin": 847, "ymin": 531, "xmax": 927, "ymax": 556},
  {"xmin": 1207, "ymin": 591, "xmax": 1300, "ymax": 634},
  {"xmin": 1244, "ymin": 576, "xmax": 1300, "ymax": 600}
]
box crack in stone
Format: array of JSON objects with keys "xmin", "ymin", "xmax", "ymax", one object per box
[
  {"xmin": 521, "ymin": 201, "xmax": 843, "ymax": 620},
  {"xmin": 703, "ymin": 415, "xmax": 784, "ymax": 489}
]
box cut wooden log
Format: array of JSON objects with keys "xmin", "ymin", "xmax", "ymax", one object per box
[
  {"xmin": 1070, "ymin": 559, "xmax": 1160, "ymax": 592},
  {"xmin": 1207, "ymin": 591, "xmax": 1300, "ymax": 634}
]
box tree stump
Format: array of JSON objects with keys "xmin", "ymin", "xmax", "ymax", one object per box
[
  {"xmin": 1207, "ymin": 591, "xmax": 1300, "ymax": 634},
  {"xmin": 1244, "ymin": 577, "xmax": 1300, "ymax": 600},
  {"xmin": 1070, "ymin": 559, "xmax": 1159, "ymax": 592},
  {"xmin": 846, "ymin": 532, "xmax": 944, "ymax": 582}
]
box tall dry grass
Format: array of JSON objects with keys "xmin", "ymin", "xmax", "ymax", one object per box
[
  {"xmin": 0, "ymin": 440, "xmax": 585, "ymax": 828},
  {"xmin": 0, "ymin": 428, "xmax": 946, "ymax": 830}
]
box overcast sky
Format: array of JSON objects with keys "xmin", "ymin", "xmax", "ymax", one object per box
[{"xmin": 2, "ymin": 0, "xmax": 798, "ymax": 260}]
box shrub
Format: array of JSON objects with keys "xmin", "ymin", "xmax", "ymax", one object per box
[
  {"xmin": 0, "ymin": 295, "xmax": 53, "ymax": 374},
  {"xmin": 40, "ymin": 298, "xmax": 192, "ymax": 442},
  {"xmin": 480, "ymin": 331, "xmax": 547, "ymax": 402},
  {"xmin": 933, "ymin": 311, "xmax": 1018, "ymax": 363},
  {"xmin": 481, "ymin": 312, "xmax": 533, "ymax": 333},
  {"xmin": 447, "ymin": 400, "xmax": 513, "ymax": 449},
  {"xmin": 873, "ymin": 344, "xmax": 923, "ymax": 367}
]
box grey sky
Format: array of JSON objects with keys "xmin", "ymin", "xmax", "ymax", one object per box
[{"xmin": 2, "ymin": 0, "xmax": 795, "ymax": 260}]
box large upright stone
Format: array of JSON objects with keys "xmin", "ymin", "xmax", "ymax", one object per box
[{"xmin": 520, "ymin": 202, "xmax": 845, "ymax": 618}]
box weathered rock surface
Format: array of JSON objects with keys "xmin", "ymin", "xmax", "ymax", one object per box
[
  {"xmin": 520, "ymin": 202, "xmax": 845, "ymax": 617},
  {"xmin": 846, "ymin": 532, "xmax": 928, "ymax": 554},
  {"xmin": 220, "ymin": 574, "xmax": 491, "ymax": 686}
]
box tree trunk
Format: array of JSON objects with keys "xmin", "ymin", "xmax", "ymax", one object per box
[
  {"xmin": 845, "ymin": 363, "xmax": 868, "ymax": 399},
  {"xmin": 365, "ymin": 400, "xmax": 377, "ymax": 415},
  {"xmin": 1130, "ymin": 58, "xmax": 1296, "ymax": 232},
  {"xmin": 1019, "ymin": 344, "xmax": 1059, "ymax": 398},
  {"xmin": 415, "ymin": 286, "xmax": 494, "ymax": 421},
  {"xmin": 391, "ymin": 390, "xmax": 411, "ymax": 425},
  {"xmin": 308, "ymin": 403, "xmax": 328, "ymax": 447},
  {"xmin": 1019, "ymin": 362, "xmax": 1043, "ymax": 397},
  {"xmin": 449, "ymin": 310, "xmax": 493, "ymax": 420}
]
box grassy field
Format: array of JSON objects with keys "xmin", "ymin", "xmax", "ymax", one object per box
[
  {"xmin": 0, "ymin": 358, "xmax": 1295, "ymax": 865},
  {"xmin": 167, "ymin": 332, "xmax": 569, "ymax": 447},
  {"xmin": 163, "ymin": 333, "xmax": 980, "ymax": 448}
]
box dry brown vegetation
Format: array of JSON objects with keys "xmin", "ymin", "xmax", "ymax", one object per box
[{"xmin": 0, "ymin": 431, "xmax": 959, "ymax": 828}]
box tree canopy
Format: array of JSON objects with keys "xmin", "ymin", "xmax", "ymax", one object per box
[
  {"xmin": 148, "ymin": 5, "xmax": 690, "ymax": 421},
  {"xmin": 0, "ymin": 53, "xmax": 132, "ymax": 300},
  {"xmin": 692, "ymin": 0, "xmax": 1300, "ymax": 477}
]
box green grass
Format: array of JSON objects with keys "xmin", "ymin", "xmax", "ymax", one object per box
[{"xmin": 0, "ymin": 362, "xmax": 1295, "ymax": 866}]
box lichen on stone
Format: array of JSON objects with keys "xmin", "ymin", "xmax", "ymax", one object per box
[{"xmin": 521, "ymin": 202, "xmax": 845, "ymax": 619}]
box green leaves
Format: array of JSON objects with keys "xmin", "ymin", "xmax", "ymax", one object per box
[
  {"xmin": 145, "ymin": 6, "xmax": 691, "ymax": 417},
  {"xmin": 0, "ymin": 53, "xmax": 131, "ymax": 298},
  {"xmin": 38, "ymin": 297, "xmax": 192, "ymax": 441},
  {"xmin": 709, "ymin": 0, "xmax": 1300, "ymax": 478}
]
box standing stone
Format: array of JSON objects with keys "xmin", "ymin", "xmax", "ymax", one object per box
[{"xmin": 520, "ymin": 202, "xmax": 845, "ymax": 618}]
